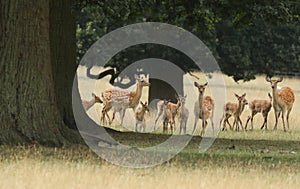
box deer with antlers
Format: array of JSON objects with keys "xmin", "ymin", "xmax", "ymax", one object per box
[
  {"xmin": 82, "ymin": 93, "xmax": 102, "ymax": 111},
  {"xmin": 220, "ymin": 93, "xmax": 248, "ymax": 131},
  {"xmin": 193, "ymin": 82, "xmax": 214, "ymax": 136},
  {"xmin": 266, "ymin": 77, "xmax": 295, "ymax": 131},
  {"xmin": 245, "ymin": 93, "xmax": 272, "ymax": 130},
  {"xmin": 135, "ymin": 101, "xmax": 149, "ymax": 132},
  {"xmin": 100, "ymin": 75, "xmax": 150, "ymax": 125}
]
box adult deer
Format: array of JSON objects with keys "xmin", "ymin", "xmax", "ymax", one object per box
[
  {"xmin": 135, "ymin": 101, "xmax": 149, "ymax": 132},
  {"xmin": 266, "ymin": 77, "xmax": 295, "ymax": 131},
  {"xmin": 193, "ymin": 82, "xmax": 214, "ymax": 136},
  {"xmin": 82, "ymin": 93, "xmax": 102, "ymax": 111},
  {"xmin": 220, "ymin": 93, "xmax": 248, "ymax": 131},
  {"xmin": 245, "ymin": 93, "xmax": 272, "ymax": 130},
  {"xmin": 100, "ymin": 75, "xmax": 150, "ymax": 125}
]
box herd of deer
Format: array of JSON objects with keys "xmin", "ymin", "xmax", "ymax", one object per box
[{"xmin": 82, "ymin": 76, "xmax": 295, "ymax": 135}]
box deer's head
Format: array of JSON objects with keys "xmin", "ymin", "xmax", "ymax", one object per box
[
  {"xmin": 194, "ymin": 82, "xmax": 208, "ymax": 95},
  {"xmin": 140, "ymin": 101, "xmax": 149, "ymax": 112},
  {"xmin": 92, "ymin": 93, "xmax": 102, "ymax": 103},
  {"xmin": 235, "ymin": 93, "xmax": 248, "ymax": 105},
  {"xmin": 266, "ymin": 76, "xmax": 283, "ymax": 89},
  {"xmin": 135, "ymin": 75, "xmax": 150, "ymax": 87}
]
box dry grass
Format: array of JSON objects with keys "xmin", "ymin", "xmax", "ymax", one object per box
[{"xmin": 1, "ymin": 158, "xmax": 299, "ymax": 189}]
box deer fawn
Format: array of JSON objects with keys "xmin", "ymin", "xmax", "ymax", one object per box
[
  {"xmin": 220, "ymin": 93, "xmax": 248, "ymax": 131},
  {"xmin": 178, "ymin": 95, "xmax": 189, "ymax": 135},
  {"xmin": 266, "ymin": 77, "xmax": 295, "ymax": 131},
  {"xmin": 193, "ymin": 82, "xmax": 214, "ymax": 136},
  {"xmin": 100, "ymin": 75, "xmax": 150, "ymax": 125},
  {"xmin": 164, "ymin": 95, "xmax": 182, "ymax": 133},
  {"xmin": 245, "ymin": 93, "xmax": 272, "ymax": 130},
  {"xmin": 135, "ymin": 101, "xmax": 149, "ymax": 132},
  {"xmin": 82, "ymin": 93, "xmax": 102, "ymax": 111}
]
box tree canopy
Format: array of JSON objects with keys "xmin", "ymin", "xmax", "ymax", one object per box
[{"xmin": 75, "ymin": 0, "xmax": 300, "ymax": 81}]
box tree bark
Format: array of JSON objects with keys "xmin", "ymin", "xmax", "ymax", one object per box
[
  {"xmin": 49, "ymin": 0, "xmax": 77, "ymax": 129},
  {"xmin": 0, "ymin": 0, "xmax": 81, "ymax": 145}
]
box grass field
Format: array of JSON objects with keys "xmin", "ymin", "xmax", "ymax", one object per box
[
  {"xmin": 1, "ymin": 71, "xmax": 299, "ymax": 189},
  {"xmin": 1, "ymin": 130, "xmax": 300, "ymax": 189}
]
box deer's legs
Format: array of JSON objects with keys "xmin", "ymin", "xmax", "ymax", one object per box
[
  {"xmin": 273, "ymin": 110, "xmax": 280, "ymax": 130},
  {"xmin": 245, "ymin": 116, "xmax": 251, "ymax": 130},
  {"xmin": 286, "ymin": 107, "xmax": 293, "ymax": 130},
  {"xmin": 281, "ymin": 109, "xmax": 287, "ymax": 132}
]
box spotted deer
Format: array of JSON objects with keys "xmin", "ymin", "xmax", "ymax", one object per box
[
  {"xmin": 82, "ymin": 93, "xmax": 102, "ymax": 111},
  {"xmin": 100, "ymin": 75, "xmax": 150, "ymax": 125},
  {"xmin": 245, "ymin": 93, "xmax": 272, "ymax": 130},
  {"xmin": 220, "ymin": 93, "xmax": 248, "ymax": 131},
  {"xmin": 193, "ymin": 82, "xmax": 214, "ymax": 136},
  {"xmin": 135, "ymin": 101, "xmax": 149, "ymax": 132},
  {"xmin": 266, "ymin": 77, "xmax": 295, "ymax": 131}
]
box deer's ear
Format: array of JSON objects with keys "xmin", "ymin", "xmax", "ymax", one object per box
[
  {"xmin": 266, "ymin": 76, "xmax": 271, "ymax": 82},
  {"xmin": 242, "ymin": 93, "xmax": 246, "ymax": 97},
  {"xmin": 277, "ymin": 77, "xmax": 283, "ymax": 82},
  {"xmin": 92, "ymin": 93, "xmax": 96, "ymax": 97},
  {"xmin": 234, "ymin": 93, "xmax": 239, "ymax": 98},
  {"xmin": 134, "ymin": 74, "xmax": 139, "ymax": 80},
  {"xmin": 204, "ymin": 82, "xmax": 208, "ymax": 86},
  {"xmin": 194, "ymin": 82, "xmax": 199, "ymax": 87}
]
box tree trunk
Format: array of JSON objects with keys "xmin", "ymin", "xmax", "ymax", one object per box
[
  {"xmin": 0, "ymin": 0, "xmax": 81, "ymax": 145},
  {"xmin": 49, "ymin": 0, "xmax": 77, "ymax": 129}
]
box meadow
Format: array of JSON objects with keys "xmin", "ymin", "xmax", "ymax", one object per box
[{"xmin": 1, "ymin": 71, "xmax": 299, "ymax": 189}]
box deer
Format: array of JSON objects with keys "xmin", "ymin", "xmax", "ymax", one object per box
[
  {"xmin": 178, "ymin": 95, "xmax": 189, "ymax": 135},
  {"xmin": 154, "ymin": 95, "xmax": 182, "ymax": 133},
  {"xmin": 153, "ymin": 99, "xmax": 169, "ymax": 131},
  {"xmin": 220, "ymin": 93, "xmax": 248, "ymax": 131},
  {"xmin": 193, "ymin": 82, "xmax": 214, "ymax": 136},
  {"xmin": 266, "ymin": 77, "xmax": 295, "ymax": 131},
  {"xmin": 245, "ymin": 93, "xmax": 272, "ymax": 131},
  {"xmin": 164, "ymin": 95, "xmax": 182, "ymax": 133},
  {"xmin": 100, "ymin": 75, "xmax": 150, "ymax": 125},
  {"xmin": 82, "ymin": 93, "xmax": 102, "ymax": 111},
  {"xmin": 135, "ymin": 101, "xmax": 149, "ymax": 132}
]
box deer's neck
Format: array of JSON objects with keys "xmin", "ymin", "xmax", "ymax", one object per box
[
  {"xmin": 175, "ymin": 100, "xmax": 181, "ymax": 109},
  {"xmin": 272, "ymin": 84, "xmax": 280, "ymax": 105},
  {"xmin": 130, "ymin": 83, "xmax": 143, "ymax": 107},
  {"xmin": 237, "ymin": 102, "xmax": 245, "ymax": 115},
  {"xmin": 198, "ymin": 93, "xmax": 204, "ymax": 109}
]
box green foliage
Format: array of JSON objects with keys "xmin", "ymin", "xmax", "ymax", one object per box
[{"xmin": 74, "ymin": 0, "xmax": 300, "ymax": 82}]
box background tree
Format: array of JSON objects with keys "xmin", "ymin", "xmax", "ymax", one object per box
[{"xmin": 75, "ymin": 0, "xmax": 300, "ymax": 82}]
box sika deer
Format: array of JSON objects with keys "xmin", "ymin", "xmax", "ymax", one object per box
[
  {"xmin": 193, "ymin": 82, "xmax": 214, "ymax": 136},
  {"xmin": 100, "ymin": 75, "xmax": 150, "ymax": 125},
  {"xmin": 245, "ymin": 93, "xmax": 272, "ymax": 130},
  {"xmin": 82, "ymin": 93, "xmax": 102, "ymax": 111},
  {"xmin": 220, "ymin": 93, "xmax": 248, "ymax": 131},
  {"xmin": 135, "ymin": 101, "xmax": 149, "ymax": 132},
  {"xmin": 266, "ymin": 77, "xmax": 295, "ymax": 131}
]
